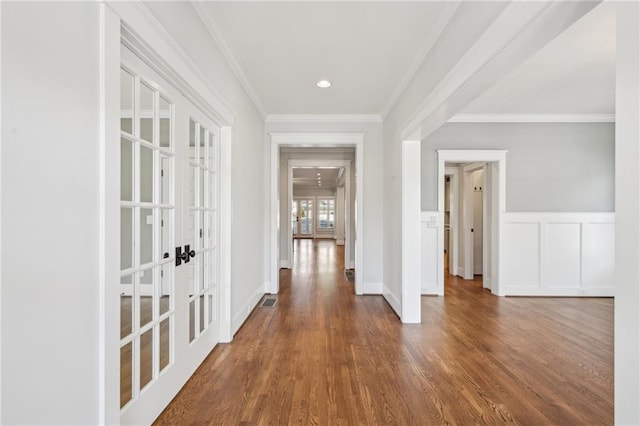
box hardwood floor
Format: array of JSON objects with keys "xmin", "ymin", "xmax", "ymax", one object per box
[{"xmin": 154, "ymin": 239, "xmax": 613, "ymax": 424}]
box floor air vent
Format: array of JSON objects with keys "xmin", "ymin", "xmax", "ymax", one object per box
[
  {"xmin": 345, "ymin": 269, "xmax": 355, "ymax": 282},
  {"xmin": 261, "ymin": 297, "xmax": 277, "ymax": 307}
]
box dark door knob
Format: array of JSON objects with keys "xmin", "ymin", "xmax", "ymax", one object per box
[{"xmin": 185, "ymin": 244, "xmax": 196, "ymax": 259}]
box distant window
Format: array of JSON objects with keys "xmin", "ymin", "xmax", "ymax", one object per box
[{"xmin": 317, "ymin": 199, "xmax": 335, "ymax": 230}]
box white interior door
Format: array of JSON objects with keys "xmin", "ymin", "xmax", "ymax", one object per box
[
  {"xmin": 119, "ymin": 47, "xmax": 221, "ymax": 425},
  {"xmin": 293, "ymin": 198, "xmax": 314, "ymax": 238}
]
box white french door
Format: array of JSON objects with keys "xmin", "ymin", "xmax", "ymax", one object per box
[
  {"xmin": 119, "ymin": 46, "xmax": 221, "ymax": 424},
  {"xmin": 292, "ymin": 198, "xmax": 314, "ymax": 237}
]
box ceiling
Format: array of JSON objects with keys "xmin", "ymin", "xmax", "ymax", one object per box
[
  {"xmin": 459, "ymin": 2, "xmax": 615, "ymax": 116},
  {"xmin": 293, "ymin": 167, "xmax": 342, "ymax": 189},
  {"xmin": 196, "ymin": 1, "xmax": 615, "ymax": 118},
  {"xmin": 199, "ymin": 1, "xmax": 445, "ymax": 115}
]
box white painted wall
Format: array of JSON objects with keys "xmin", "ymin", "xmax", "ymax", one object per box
[
  {"xmin": 2, "ymin": 3, "xmax": 102, "ymax": 423},
  {"xmin": 266, "ymin": 121, "xmax": 384, "ymax": 292},
  {"xmin": 615, "ymin": 2, "xmax": 640, "ymax": 423},
  {"xmin": 142, "ymin": 2, "xmax": 267, "ymax": 334},
  {"xmin": 421, "ymin": 123, "xmax": 615, "ymax": 212}
]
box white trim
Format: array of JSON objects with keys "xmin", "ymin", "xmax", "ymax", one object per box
[
  {"xmin": 99, "ymin": 5, "xmax": 122, "ymax": 424},
  {"xmin": 231, "ymin": 285, "xmax": 265, "ymax": 336},
  {"xmin": 401, "ymin": 140, "xmax": 421, "ymax": 323},
  {"xmin": 266, "ymin": 114, "xmax": 381, "ymax": 124},
  {"xmin": 399, "ymin": 1, "xmax": 599, "ymax": 141},
  {"xmin": 437, "ymin": 150, "xmax": 507, "ymax": 296},
  {"xmin": 269, "ymin": 133, "xmax": 365, "ymax": 296},
  {"xmin": 363, "ymin": 282, "xmax": 383, "ymax": 294},
  {"xmin": 191, "ymin": 2, "xmax": 266, "ymax": 118},
  {"xmin": 448, "ymin": 114, "xmax": 616, "ymax": 123},
  {"xmin": 219, "ymin": 126, "xmax": 232, "ymax": 342},
  {"xmin": 383, "ymin": 284, "xmax": 401, "ymax": 318},
  {"xmin": 444, "ymin": 167, "xmax": 459, "ymax": 280},
  {"xmin": 381, "ymin": 2, "xmax": 460, "ymax": 119},
  {"xmin": 112, "ymin": 2, "xmax": 235, "ymax": 127},
  {"xmin": 462, "ymin": 162, "xmax": 484, "ymax": 281}
]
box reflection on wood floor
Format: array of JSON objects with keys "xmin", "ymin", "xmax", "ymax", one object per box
[{"xmin": 154, "ymin": 239, "xmax": 613, "ymax": 424}]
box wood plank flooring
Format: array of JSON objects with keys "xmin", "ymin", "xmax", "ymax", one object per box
[{"xmin": 154, "ymin": 239, "xmax": 613, "ymax": 424}]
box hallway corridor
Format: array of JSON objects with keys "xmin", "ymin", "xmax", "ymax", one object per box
[{"xmin": 154, "ymin": 241, "xmax": 612, "ymax": 424}]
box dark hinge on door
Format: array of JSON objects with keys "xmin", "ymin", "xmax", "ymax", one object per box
[
  {"xmin": 161, "ymin": 169, "xmax": 164, "ymax": 177},
  {"xmin": 161, "ymin": 219, "xmax": 164, "ymax": 227},
  {"xmin": 200, "ymin": 228, "xmax": 203, "ymax": 238}
]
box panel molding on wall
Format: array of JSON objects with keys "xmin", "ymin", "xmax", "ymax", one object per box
[
  {"xmin": 503, "ymin": 212, "xmax": 614, "ymax": 296},
  {"xmin": 420, "ymin": 211, "xmax": 440, "ymax": 295}
]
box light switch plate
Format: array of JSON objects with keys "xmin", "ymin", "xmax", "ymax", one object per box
[{"xmin": 146, "ymin": 215, "xmax": 153, "ymax": 225}]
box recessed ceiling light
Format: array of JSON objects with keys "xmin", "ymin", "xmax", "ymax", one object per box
[{"xmin": 316, "ymin": 80, "xmax": 331, "ymax": 88}]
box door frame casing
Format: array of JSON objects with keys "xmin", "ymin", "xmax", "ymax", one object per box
[
  {"xmin": 437, "ymin": 150, "xmax": 507, "ymax": 296},
  {"xmin": 444, "ymin": 166, "xmax": 459, "ymax": 277},
  {"xmin": 269, "ymin": 133, "xmax": 364, "ymax": 295}
]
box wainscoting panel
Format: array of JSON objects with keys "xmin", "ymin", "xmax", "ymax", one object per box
[
  {"xmin": 419, "ymin": 211, "xmax": 442, "ymax": 295},
  {"xmin": 504, "ymin": 222, "xmax": 540, "ymax": 288},
  {"xmin": 503, "ymin": 213, "xmax": 614, "ymax": 296}
]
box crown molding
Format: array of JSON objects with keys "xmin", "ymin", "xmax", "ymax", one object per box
[
  {"xmin": 448, "ymin": 113, "xmax": 615, "ymax": 123},
  {"xmin": 381, "ymin": 1, "xmax": 460, "ymax": 120},
  {"xmin": 265, "ymin": 114, "xmax": 382, "ymax": 124},
  {"xmin": 125, "ymin": 1, "xmax": 236, "ymax": 126},
  {"xmin": 191, "ymin": 2, "xmax": 267, "ymax": 118}
]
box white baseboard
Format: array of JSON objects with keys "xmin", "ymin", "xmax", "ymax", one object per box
[
  {"xmin": 383, "ymin": 284, "xmax": 401, "ymax": 318},
  {"xmin": 363, "ymin": 282, "xmax": 382, "ymax": 294},
  {"xmin": 336, "ymin": 239, "xmax": 345, "ymax": 245},
  {"xmin": 504, "ymin": 287, "xmax": 614, "ymax": 297},
  {"xmin": 279, "ymin": 260, "xmax": 290, "ymax": 269},
  {"xmin": 231, "ymin": 286, "xmax": 265, "ymax": 336},
  {"xmin": 347, "ymin": 260, "xmax": 355, "ymax": 269},
  {"xmin": 421, "ymin": 286, "xmax": 440, "ymax": 295}
]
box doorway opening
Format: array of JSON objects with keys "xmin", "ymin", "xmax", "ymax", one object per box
[
  {"xmin": 269, "ymin": 133, "xmax": 365, "ymax": 295},
  {"xmin": 444, "ymin": 162, "xmax": 488, "ymax": 289},
  {"xmin": 437, "ymin": 150, "xmax": 507, "ymax": 296}
]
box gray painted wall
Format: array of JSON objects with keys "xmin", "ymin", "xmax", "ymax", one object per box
[{"xmin": 421, "ymin": 123, "xmax": 615, "ymax": 212}]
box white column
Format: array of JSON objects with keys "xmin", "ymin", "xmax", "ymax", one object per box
[
  {"xmin": 615, "ymin": 2, "xmax": 640, "ymax": 424},
  {"xmin": 401, "ymin": 140, "xmax": 421, "ymax": 323}
]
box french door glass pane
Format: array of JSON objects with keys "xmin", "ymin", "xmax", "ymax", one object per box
[
  {"xmin": 120, "ymin": 342, "xmax": 133, "ymax": 408},
  {"xmin": 140, "ymin": 146, "xmax": 154, "ymax": 203},
  {"xmin": 160, "ymin": 209, "xmax": 172, "ymax": 260},
  {"xmin": 140, "ymin": 268, "xmax": 154, "ymax": 329},
  {"xmin": 159, "ymin": 318, "xmax": 170, "ymax": 372},
  {"xmin": 121, "ymin": 138, "xmax": 133, "ymax": 201},
  {"xmin": 159, "ymin": 264, "xmax": 171, "ymax": 316},
  {"xmin": 139, "ymin": 328, "xmax": 153, "ymax": 390},
  {"xmin": 120, "ymin": 69, "xmax": 134, "ymax": 134},
  {"xmin": 121, "ymin": 208, "xmax": 133, "ymax": 270},
  {"xmin": 159, "ymin": 96, "xmax": 171, "ymax": 148},
  {"xmin": 189, "ymin": 119, "xmax": 196, "ymax": 162},
  {"xmin": 160, "ymin": 155, "xmax": 171, "ymax": 205},
  {"xmin": 121, "ymin": 274, "xmax": 133, "ymax": 339},
  {"xmin": 207, "ymin": 132, "xmax": 215, "ymax": 170},
  {"xmin": 139, "ymin": 208, "xmax": 154, "ymax": 265},
  {"xmin": 189, "ymin": 300, "xmax": 195, "ymax": 343},
  {"xmin": 199, "ymin": 126, "xmax": 206, "ymax": 165},
  {"xmin": 139, "ymin": 83, "xmax": 154, "ymax": 144}
]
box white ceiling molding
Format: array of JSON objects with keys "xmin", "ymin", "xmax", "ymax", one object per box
[
  {"xmin": 381, "ymin": 1, "xmax": 460, "ymax": 120},
  {"xmin": 400, "ymin": 1, "xmax": 600, "ymax": 141},
  {"xmin": 191, "ymin": 1, "xmax": 267, "ymax": 118},
  {"xmin": 265, "ymin": 114, "xmax": 382, "ymax": 124},
  {"xmin": 448, "ymin": 114, "xmax": 615, "ymax": 123},
  {"xmin": 119, "ymin": 4, "xmax": 235, "ymax": 127}
]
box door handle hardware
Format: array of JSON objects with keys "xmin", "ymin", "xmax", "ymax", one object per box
[
  {"xmin": 184, "ymin": 244, "xmax": 196, "ymax": 259},
  {"xmin": 175, "ymin": 247, "xmax": 183, "ymax": 266},
  {"xmin": 175, "ymin": 246, "xmax": 190, "ymax": 266}
]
